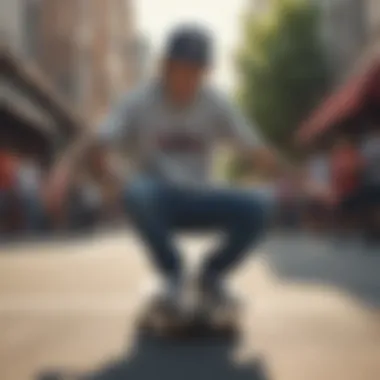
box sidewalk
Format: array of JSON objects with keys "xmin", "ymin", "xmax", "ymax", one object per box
[{"xmin": 0, "ymin": 231, "xmax": 379, "ymax": 380}]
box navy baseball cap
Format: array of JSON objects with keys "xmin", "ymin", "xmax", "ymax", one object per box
[{"xmin": 165, "ymin": 25, "xmax": 213, "ymax": 67}]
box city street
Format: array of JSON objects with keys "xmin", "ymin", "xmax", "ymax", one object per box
[{"xmin": 0, "ymin": 232, "xmax": 379, "ymax": 380}]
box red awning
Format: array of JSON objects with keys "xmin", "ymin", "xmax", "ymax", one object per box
[{"xmin": 296, "ymin": 61, "xmax": 380, "ymax": 146}]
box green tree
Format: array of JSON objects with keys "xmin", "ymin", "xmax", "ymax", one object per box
[{"xmin": 237, "ymin": 0, "xmax": 331, "ymax": 154}]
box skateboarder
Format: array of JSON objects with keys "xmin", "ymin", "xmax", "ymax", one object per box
[{"xmin": 46, "ymin": 25, "xmax": 294, "ymax": 312}]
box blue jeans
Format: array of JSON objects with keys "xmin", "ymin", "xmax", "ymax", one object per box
[{"xmin": 124, "ymin": 177, "xmax": 273, "ymax": 283}]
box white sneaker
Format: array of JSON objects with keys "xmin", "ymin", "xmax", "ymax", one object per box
[
  {"xmin": 143, "ymin": 276, "xmax": 186, "ymax": 315},
  {"xmin": 198, "ymin": 279, "xmax": 240, "ymax": 316}
]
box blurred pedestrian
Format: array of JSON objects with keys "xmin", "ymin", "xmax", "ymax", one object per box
[
  {"xmin": 303, "ymin": 152, "xmax": 333, "ymax": 231},
  {"xmin": 360, "ymin": 128, "xmax": 380, "ymax": 244},
  {"xmin": 330, "ymin": 136, "xmax": 364, "ymax": 234},
  {"xmin": 16, "ymin": 155, "xmax": 45, "ymax": 233},
  {"xmin": 74, "ymin": 176, "xmax": 103, "ymax": 230},
  {"xmin": 277, "ymin": 170, "xmax": 304, "ymax": 229},
  {"xmin": 0, "ymin": 150, "xmax": 17, "ymax": 235}
]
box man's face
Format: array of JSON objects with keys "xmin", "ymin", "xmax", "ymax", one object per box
[{"xmin": 164, "ymin": 60, "xmax": 207, "ymax": 104}]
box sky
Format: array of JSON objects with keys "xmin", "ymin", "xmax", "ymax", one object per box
[{"xmin": 134, "ymin": 0, "xmax": 248, "ymax": 90}]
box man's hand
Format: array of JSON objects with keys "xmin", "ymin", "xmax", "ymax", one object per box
[
  {"xmin": 253, "ymin": 148, "xmax": 280, "ymax": 174},
  {"xmin": 44, "ymin": 131, "xmax": 97, "ymax": 215},
  {"xmin": 250, "ymin": 148, "xmax": 331, "ymax": 203},
  {"xmin": 250, "ymin": 147, "xmax": 297, "ymax": 178}
]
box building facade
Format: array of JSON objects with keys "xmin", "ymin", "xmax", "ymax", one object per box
[
  {"xmin": 317, "ymin": 0, "xmax": 367, "ymax": 80},
  {"xmin": 20, "ymin": 0, "xmax": 139, "ymax": 124},
  {"xmin": 247, "ymin": 0, "xmax": 377, "ymax": 81},
  {"xmin": 0, "ymin": 0, "xmax": 86, "ymax": 161},
  {"xmin": 354, "ymin": 0, "xmax": 380, "ymax": 70},
  {"xmin": 2, "ymin": 0, "xmax": 140, "ymax": 125},
  {"xmin": 309, "ymin": 0, "xmax": 379, "ymax": 80},
  {"xmin": 296, "ymin": 0, "xmax": 380, "ymax": 149},
  {"xmin": 0, "ymin": 0, "xmax": 27, "ymax": 57}
]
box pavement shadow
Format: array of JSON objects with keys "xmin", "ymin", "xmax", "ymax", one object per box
[
  {"xmin": 263, "ymin": 233, "xmax": 380, "ymax": 307},
  {"xmin": 38, "ymin": 334, "xmax": 270, "ymax": 380}
]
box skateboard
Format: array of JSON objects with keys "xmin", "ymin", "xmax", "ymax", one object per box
[{"xmin": 136, "ymin": 284, "xmax": 241, "ymax": 340}]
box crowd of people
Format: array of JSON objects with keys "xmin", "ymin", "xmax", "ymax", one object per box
[
  {"xmin": 299, "ymin": 128, "xmax": 380, "ymax": 243},
  {"xmin": 0, "ymin": 150, "xmax": 43, "ymax": 235},
  {"xmin": 0, "ymin": 149, "xmax": 106, "ymax": 238},
  {"xmin": 1, "ymin": 128, "xmax": 379, "ymax": 243}
]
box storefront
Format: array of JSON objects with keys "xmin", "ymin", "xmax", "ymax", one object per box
[{"xmin": 1, "ymin": 43, "xmax": 83, "ymax": 166}]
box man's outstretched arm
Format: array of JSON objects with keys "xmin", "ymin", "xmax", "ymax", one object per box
[{"xmin": 45, "ymin": 92, "xmax": 135, "ymax": 214}]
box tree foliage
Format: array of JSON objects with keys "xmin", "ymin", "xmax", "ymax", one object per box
[{"xmin": 237, "ymin": 0, "xmax": 331, "ymax": 153}]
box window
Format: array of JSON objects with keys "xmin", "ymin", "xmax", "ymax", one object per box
[
  {"xmin": 351, "ymin": 0, "xmax": 368, "ymax": 46},
  {"xmin": 57, "ymin": 71, "xmax": 76, "ymax": 100},
  {"xmin": 23, "ymin": 0, "xmax": 41, "ymax": 60},
  {"xmin": 76, "ymin": 0, "xmax": 93, "ymax": 106}
]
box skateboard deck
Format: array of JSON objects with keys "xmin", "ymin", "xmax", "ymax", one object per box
[{"xmin": 136, "ymin": 287, "xmax": 241, "ymax": 340}]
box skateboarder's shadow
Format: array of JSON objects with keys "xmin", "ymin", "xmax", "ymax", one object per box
[{"xmin": 38, "ymin": 335, "xmax": 270, "ymax": 380}]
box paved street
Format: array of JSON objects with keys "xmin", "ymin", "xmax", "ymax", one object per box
[{"xmin": 0, "ymin": 232, "xmax": 379, "ymax": 380}]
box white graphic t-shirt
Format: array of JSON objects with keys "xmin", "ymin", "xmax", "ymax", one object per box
[{"xmin": 98, "ymin": 82, "xmax": 263, "ymax": 187}]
